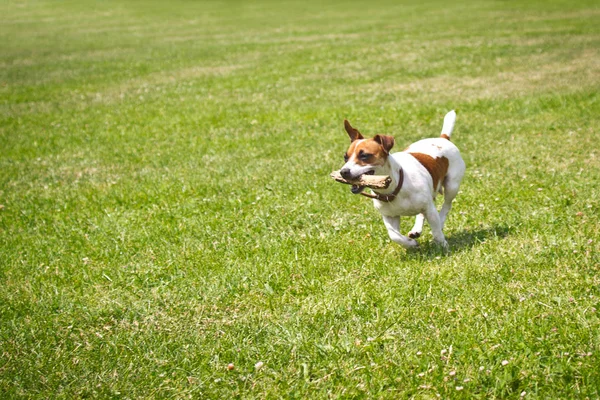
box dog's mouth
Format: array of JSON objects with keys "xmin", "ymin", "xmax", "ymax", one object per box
[
  {"xmin": 351, "ymin": 184, "xmax": 365, "ymax": 194},
  {"xmin": 349, "ymin": 170, "xmax": 374, "ymax": 194}
]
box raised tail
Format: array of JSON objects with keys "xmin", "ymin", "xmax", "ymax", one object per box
[{"xmin": 440, "ymin": 110, "xmax": 456, "ymax": 140}]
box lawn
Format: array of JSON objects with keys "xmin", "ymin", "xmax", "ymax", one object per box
[{"xmin": 1, "ymin": 0, "xmax": 599, "ymax": 397}]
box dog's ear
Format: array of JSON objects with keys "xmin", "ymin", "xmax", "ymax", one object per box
[
  {"xmin": 344, "ymin": 120, "xmax": 364, "ymax": 142},
  {"xmin": 373, "ymin": 134, "xmax": 395, "ymax": 154}
]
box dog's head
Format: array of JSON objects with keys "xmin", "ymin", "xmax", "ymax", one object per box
[{"xmin": 339, "ymin": 120, "xmax": 395, "ymax": 194}]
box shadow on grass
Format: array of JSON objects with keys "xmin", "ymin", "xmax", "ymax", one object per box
[
  {"xmin": 449, "ymin": 224, "xmax": 513, "ymax": 251},
  {"xmin": 406, "ymin": 224, "xmax": 514, "ymax": 259}
]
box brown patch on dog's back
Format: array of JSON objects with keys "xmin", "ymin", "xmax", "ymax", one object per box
[
  {"xmin": 440, "ymin": 134, "xmax": 451, "ymax": 140},
  {"xmin": 409, "ymin": 153, "xmax": 449, "ymax": 192}
]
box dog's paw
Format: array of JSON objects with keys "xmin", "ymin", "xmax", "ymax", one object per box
[
  {"xmin": 408, "ymin": 231, "xmax": 421, "ymax": 239},
  {"xmin": 434, "ymin": 239, "xmax": 449, "ymax": 250},
  {"xmin": 403, "ymin": 238, "xmax": 420, "ymax": 249}
]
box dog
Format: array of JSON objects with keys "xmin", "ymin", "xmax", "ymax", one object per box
[{"xmin": 339, "ymin": 110, "xmax": 465, "ymax": 249}]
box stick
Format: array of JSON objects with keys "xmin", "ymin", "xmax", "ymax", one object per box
[{"xmin": 330, "ymin": 170, "xmax": 391, "ymax": 189}]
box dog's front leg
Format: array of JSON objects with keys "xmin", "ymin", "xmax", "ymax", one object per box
[
  {"xmin": 408, "ymin": 213, "xmax": 425, "ymax": 239},
  {"xmin": 382, "ymin": 215, "xmax": 419, "ymax": 249},
  {"xmin": 424, "ymin": 203, "xmax": 449, "ymax": 249}
]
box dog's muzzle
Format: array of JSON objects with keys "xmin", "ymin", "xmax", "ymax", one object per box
[
  {"xmin": 339, "ymin": 168, "xmax": 353, "ymax": 180},
  {"xmin": 340, "ymin": 169, "xmax": 374, "ymax": 194}
]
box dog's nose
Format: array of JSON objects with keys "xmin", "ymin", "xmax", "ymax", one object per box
[{"xmin": 340, "ymin": 168, "xmax": 352, "ymax": 180}]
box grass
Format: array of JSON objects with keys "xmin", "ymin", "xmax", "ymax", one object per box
[{"xmin": 1, "ymin": 0, "xmax": 600, "ymax": 397}]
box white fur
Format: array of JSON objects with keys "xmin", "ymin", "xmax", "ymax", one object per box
[
  {"xmin": 340, "ymin": 159, "xmax": 375, "ymax": 178},
  {"xmin": 441, "ymin": 110, "xmax": 456, "ymax": 136}
]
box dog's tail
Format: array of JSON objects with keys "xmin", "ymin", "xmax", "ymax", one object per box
[{"xmin": 440, "ymin": 110, "xmax": 456, "ymax": 140}]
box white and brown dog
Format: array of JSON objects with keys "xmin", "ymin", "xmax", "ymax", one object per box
[{"xmin": 339, "ymin": 111, "xmax": 465, "ymax": 249}]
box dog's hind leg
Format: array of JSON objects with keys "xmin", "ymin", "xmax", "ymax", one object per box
[
  {"xmin": 439, "ymin": 179, "xmax": 460, "ymax": 229},
  {"xmin": 408, "ymin": 213, "xmax": 425, "ymax": 239},
  {"xmin": 382, "ymin": 215, "xmax": 419, "ymax": 249},
  {"xmin": 424, "ymin": 202, "xmax": 448, "ymax": 248}
]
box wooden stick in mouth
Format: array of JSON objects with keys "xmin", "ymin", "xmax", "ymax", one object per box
[{"xmin": 330, "ymin": 170, "xmax": 391, "ymax": 189}]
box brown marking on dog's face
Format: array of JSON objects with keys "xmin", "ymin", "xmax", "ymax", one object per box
[
  {"xmin": 342, "ymin": 121, "xmax": 395, "ymax": 167},
  {"xmin": 409, "ymin": 152, "xmax": 449, "ymax": 190},
  {"xmin": 344, "ymin": 120, "xmax": 364, "ymax": 142},
  {"xmin": 344, "ymin": 136, "xmax": 394, "ymax": 167}
]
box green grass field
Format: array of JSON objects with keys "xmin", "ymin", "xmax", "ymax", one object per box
[{"xmin": 1, "ymin": 0, "xmax": 600, "ymax": 397}]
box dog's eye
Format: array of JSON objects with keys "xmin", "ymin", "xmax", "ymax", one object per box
[
  {"xmin": 344, "ymin": 153, "xmax": 349, "ymax": 162},
  {"xmin": 359, "ymin": 151, "xmax": 371, "ymax": 161}
]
